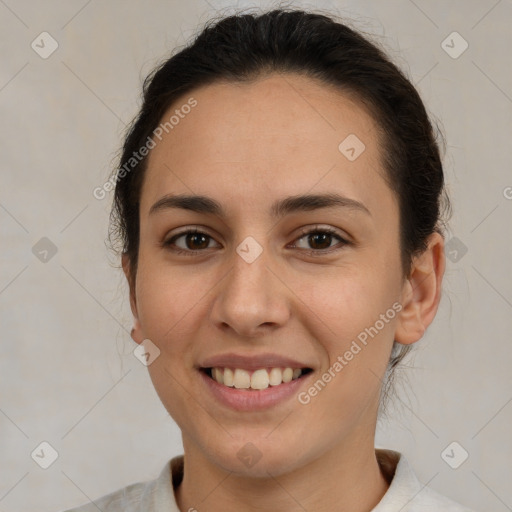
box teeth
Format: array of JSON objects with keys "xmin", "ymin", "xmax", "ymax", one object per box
[
  {"xmin": 212, "ymin": 367, "xmax": 224, "ymax": 384},
  {"xmin": 209, "ymin": 367, "xmax": 305, "ymax": 390},
  {"xmin": 269, "ymin": 367, "xmax": 283, "ymax": 386},
  {"xmin": 223, "ymin": 368, "xmax": 234, "ymax": 387},
  {"xmin": 251, "ymin": 369, "xmax": 269, "ymax": 390},
  {"xmin": 233, "ymin": 369, "xmax": 251, "ymax": 389},
  {"xmin": 282, "ymin": 368, "xmax": 293, "ymax": 383}
]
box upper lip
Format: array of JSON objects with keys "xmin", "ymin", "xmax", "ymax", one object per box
[{"xmin": 199, "ymin": 353, "xmax": 312, "ymax": 371}]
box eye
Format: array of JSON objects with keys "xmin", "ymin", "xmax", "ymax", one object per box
[
  {"xmin": 162, "ymin": 225, "xmax": 350, "ymax": 256},
  {"xmin": 163, "ymin": 228, "xmax": 220, "ymax": 255},
  {"xmin": 290, "ymin": 225, "xmax": 350, "ymax": 254}
]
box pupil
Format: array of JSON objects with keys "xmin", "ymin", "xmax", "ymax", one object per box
[
  {"xmin": 188, "ymin": 233, "xmax": 208, "ymax": 250},
  {"xmin": 310, "ymin": 233, "xmax": 331, "ymax": 249}
]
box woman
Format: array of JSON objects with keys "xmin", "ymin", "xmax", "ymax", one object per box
[{"xmin": 64, "ymin": 8, "xmax": 476, "ymax": 512}]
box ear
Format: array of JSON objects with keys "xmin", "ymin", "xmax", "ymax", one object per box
[
  {"xmin": 122, "ymin": 253, "xmax": 143, "ymax": 344},
  {"xmin": 394, "ymin": 232, "xmax": 446, "ymax": 345}
]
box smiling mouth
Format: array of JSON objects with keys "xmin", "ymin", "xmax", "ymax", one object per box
[{"xmin": 201, "ymin": 367, "xmax": 313, "ymax": 390}]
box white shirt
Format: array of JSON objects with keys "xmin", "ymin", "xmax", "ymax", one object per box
[{"xmin": 61, "ymin": 449, "xmax": 476, "ymax": 511}]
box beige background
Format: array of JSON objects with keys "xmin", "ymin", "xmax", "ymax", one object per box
[{"xmin": 1, "ymin": 1, "xmax": 511, "ymax": 511}]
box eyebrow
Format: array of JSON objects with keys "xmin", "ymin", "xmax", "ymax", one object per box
[{"xmin": 148, "ymin": 192, "xmax": 371, "ymax": 218}]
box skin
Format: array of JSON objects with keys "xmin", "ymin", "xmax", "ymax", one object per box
[{"xmin": 123, "ymin": 73, "xmax": 445, "ymax": 512}]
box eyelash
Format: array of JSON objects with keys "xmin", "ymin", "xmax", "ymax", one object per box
[{"xmin": 162, "ymin": 225, "xmax": 350, "ymax": 257}]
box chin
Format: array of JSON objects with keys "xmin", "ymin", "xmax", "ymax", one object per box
[{"xmin": 206, "ymin": 440, "xmax": 305, "ymax": 479}]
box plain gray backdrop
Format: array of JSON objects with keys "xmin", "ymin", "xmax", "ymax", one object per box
[{"xmin": 1, "ymin": 1, "xmax": 511, "ymax": 511}]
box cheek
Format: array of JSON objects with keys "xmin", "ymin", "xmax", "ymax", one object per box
[
  {"xmin": 296, "ymin": 266, "xmax": 400, "ymax": 411},
  {"xmin": 295, "ymin": 264, "xmax": 400, "ymax": 342},
  {"xmin": 135, "ymin": 262, "xmax": 202, "ymax": 349},
  {"xmin": 296, "ymin": 273, "xmax": 399, "ymax": 426}
]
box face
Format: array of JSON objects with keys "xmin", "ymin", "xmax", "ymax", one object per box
[{"xmin": 126, "ymin": 73, "xmax": 431, "ymax": 477}]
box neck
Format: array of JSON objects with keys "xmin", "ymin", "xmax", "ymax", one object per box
[{"xmin": 175, "ymin": 436, "xmax": 389, "ymax": 512}]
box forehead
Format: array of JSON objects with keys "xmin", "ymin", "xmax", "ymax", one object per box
[{"xmin": 140, "ymin": 73, "xmax": 392, "ymax": 218}]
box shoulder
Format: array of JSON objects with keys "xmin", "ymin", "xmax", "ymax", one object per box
[
  {"xmin": 58, "ymin": 457, "xmax": 181, "ymax": 512},
  {"xmin": 59, "ymin": 477, "xmax": 160, "ymax": 512},
  {"xmin": 59, "ymin": 480, "xmax": 151, "ymax": 512},
  {"xmin": 411, "ymin": 484, "xmax": 477, "ymax": 511},
  {"xmin": 374, "ymin": 449, "xmax": 478, "ymax": 512}
]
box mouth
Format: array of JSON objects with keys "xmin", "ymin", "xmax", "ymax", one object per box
[
  {"xmin": 197, "ymin": 353, "xmax": 315, "ymax": 410},
  {"xmin": 200, "ymin": 366, "xmax": 314, "ymax": 391}
]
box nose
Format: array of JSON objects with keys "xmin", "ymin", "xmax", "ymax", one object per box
[{"xmin": 209, "ymin": 243, "xmax": 291, "ymax": 338}]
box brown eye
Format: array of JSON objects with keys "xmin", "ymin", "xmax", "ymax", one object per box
[
  {"xmin": 163, "ymin": 225, "xmax": 349, "ymax": 257},
  {"xmin": 306, "ymin": 232, "xmax": 334, "ymax": 250},
  {"xmin": 292, "ymin": 226, "xmax": 349, "ymax": 253},
  {"xmin": 163, "ymin": 228, "xmax": 219, "ymax": 255},
  {"xmin": 182, "ymin": 232, "xmax": 210, "ymax": 250}
]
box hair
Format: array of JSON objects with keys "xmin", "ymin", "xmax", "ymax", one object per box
[{"xmin": 108, "ymin": 7, "xmax": 450, "ymax": 412}]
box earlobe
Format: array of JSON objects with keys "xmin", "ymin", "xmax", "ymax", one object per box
[{"xmin": 394, "ymin": 232, "xmax": 446, "ymax": 345}]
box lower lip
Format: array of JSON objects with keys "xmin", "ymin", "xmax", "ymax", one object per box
[{"xmin": 199, "ymin": 370, "xmax": 311, "ymax": 411}]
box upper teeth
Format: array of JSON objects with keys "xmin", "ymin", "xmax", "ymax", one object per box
[{"xmin": 211, "ymin": 367, "xmax": 303, "ymax": 390}]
